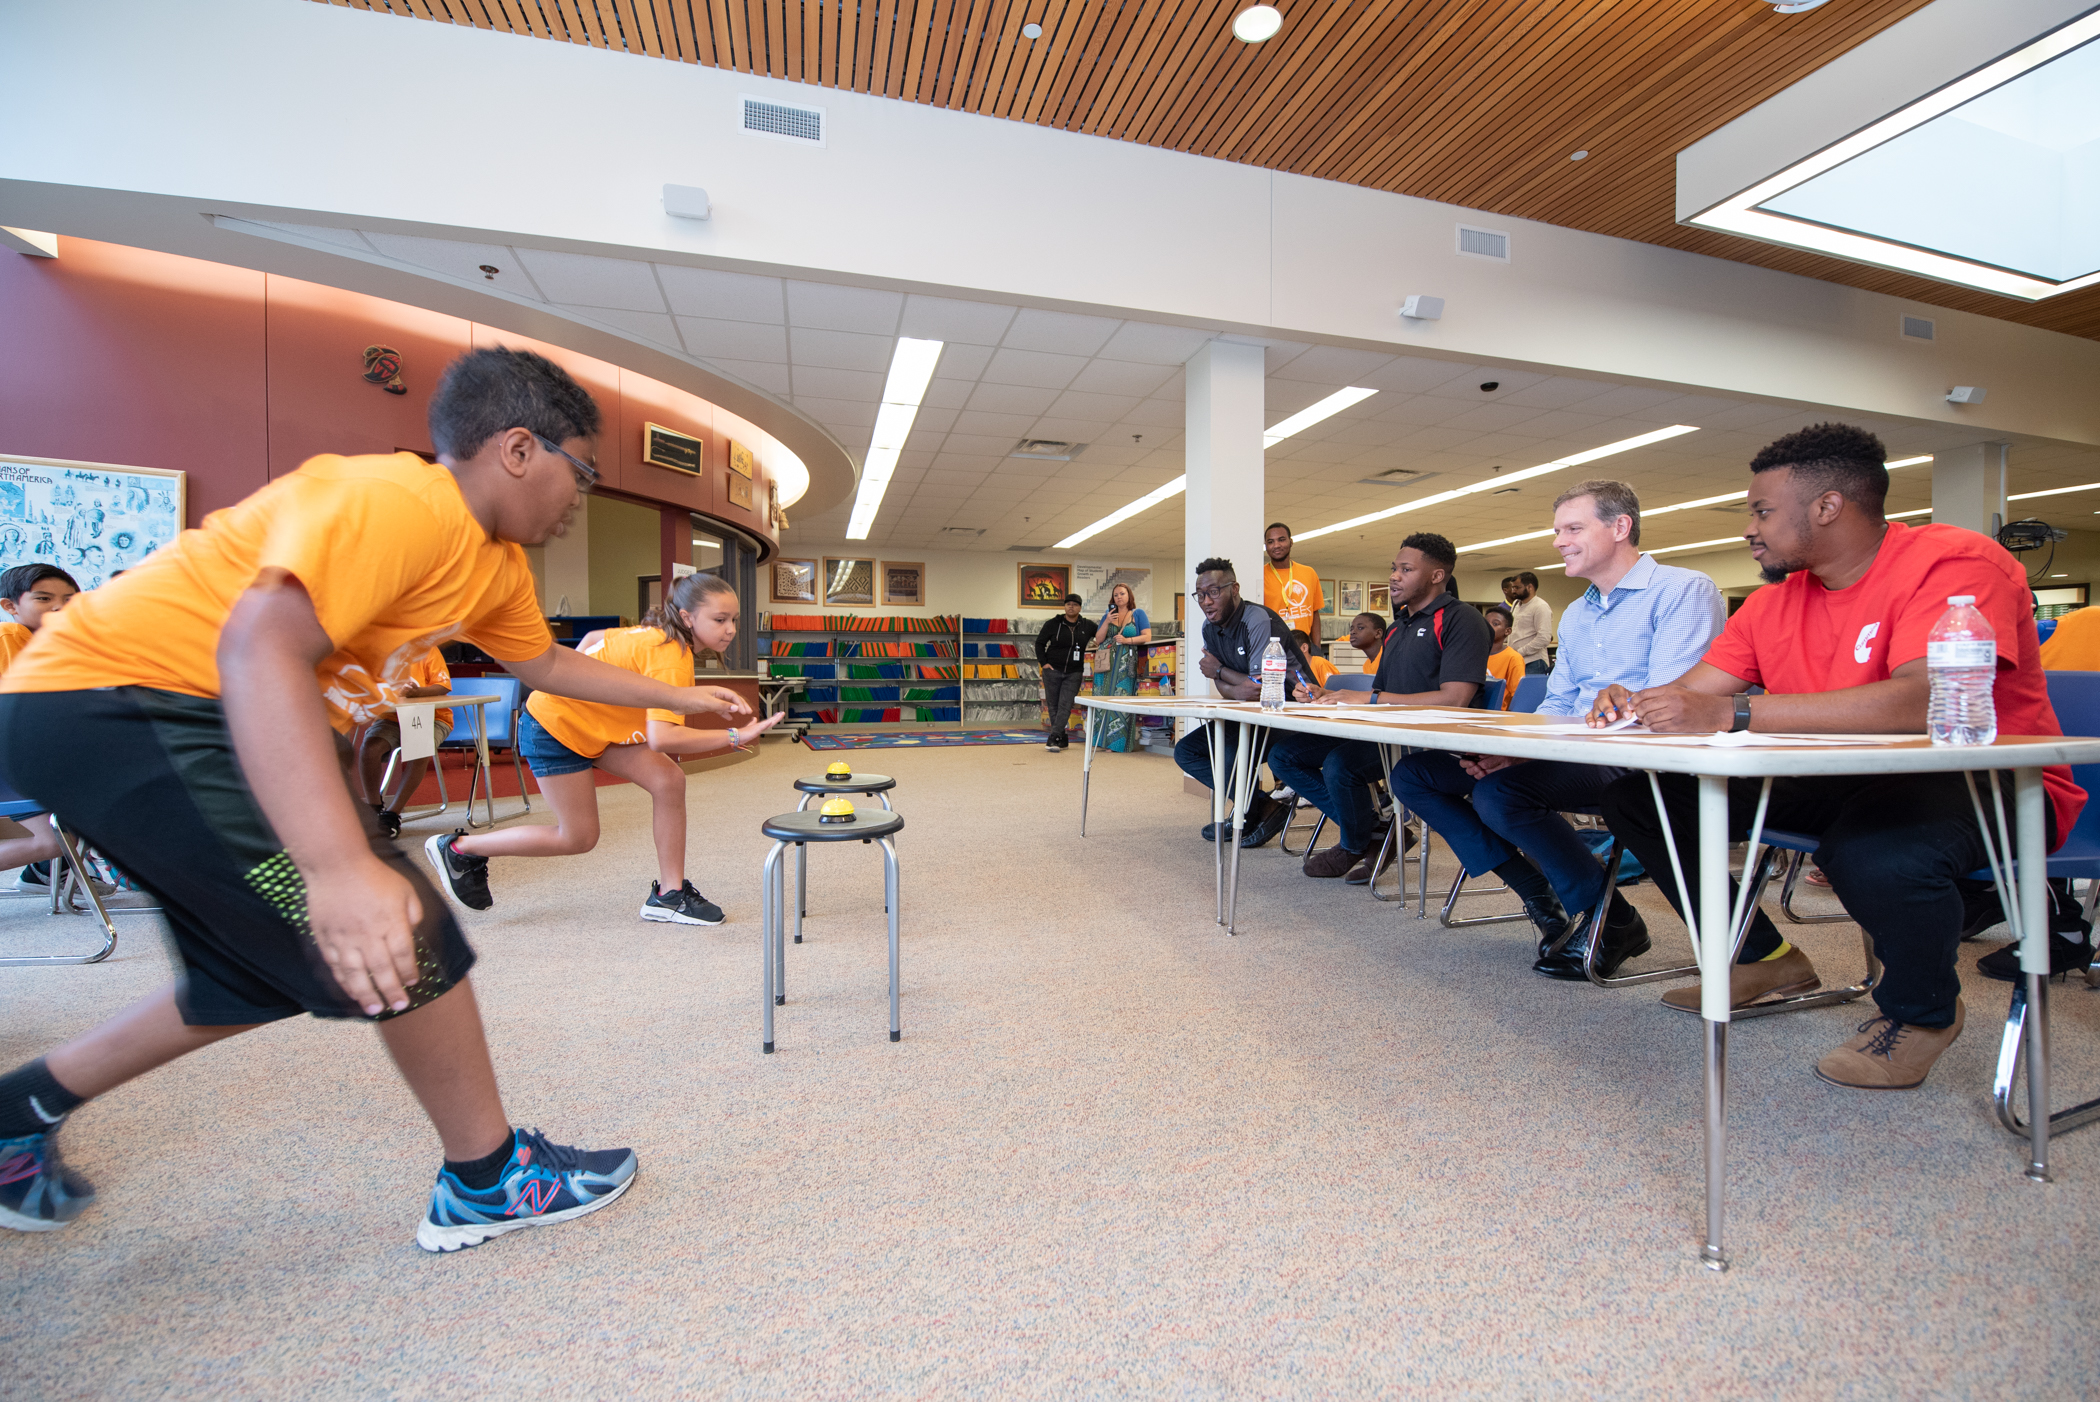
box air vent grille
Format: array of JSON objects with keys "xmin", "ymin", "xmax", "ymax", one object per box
[
  {"xmin": 1011, "ymin": 439, "xmax": 1085, "ymax": 461},
  {"xmin": 1901, "ymin": 315, "xmax": 1936, "ymax": 342},
  {"xmin": 1456, "ymin": 224, "xmax": 1510, "ymax": 261},
  {"xmin": 741, "ymin": 96, "xmax": 824, "ymax": 145},
  {"xmin": 1355, "ymin": 467, "xmax": 1438, "ymax": 488}
]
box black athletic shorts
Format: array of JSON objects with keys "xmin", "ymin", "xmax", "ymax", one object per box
[{"xmin": 0, "ymin": 687, "xmax": 475, "ymax": 1026}]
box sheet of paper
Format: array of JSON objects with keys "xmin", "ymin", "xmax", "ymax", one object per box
[{"xmin": 397, "ymin": 701, "xmax": 439, "ymax": 760}]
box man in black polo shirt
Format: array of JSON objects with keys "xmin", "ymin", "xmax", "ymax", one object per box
[
  {"xmin": 1034, "ymin": 592, "xmax": 1093, "ymax": 751},
  {"xmin": 1172, "ymin": 556, "xmax": 1319, "ymax": 847},
  {"xmin": 1275, "ymin": 532, "xmax": 1492, "ymax": 879}
]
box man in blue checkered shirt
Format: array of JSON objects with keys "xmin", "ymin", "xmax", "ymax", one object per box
[{"xmin": 1388, "ymin": 480, "xmax": 1724, "ymax": 978}]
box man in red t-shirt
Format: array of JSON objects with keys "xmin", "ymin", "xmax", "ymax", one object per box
[{"xmin": 1594, "ymin": 423, "xmax": 2085, "ymax": 1092}]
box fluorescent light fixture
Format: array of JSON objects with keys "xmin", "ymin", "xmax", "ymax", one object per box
[
  {"xmin": 845, "ymin": 337, "xmax": 943, "ymax": 539},
  {"xmin": 1297, "ymin": 426, "xmax": 1700, "ymax": 544},
  {"xmin": 2009, "ymin": 481, "xmax": 2100, "ymax": 501},
  {"xmin": 1264, "ymin": 388, "xmax": 1377, "ymax": 448},
  {"xmin": 1886, "ymin": 455, "xmax": 1933, "ymax": 469},
  {"xmin": 1053, "ymin": 475, "xmax": 1187, "ymax": 550},
  {"xmin": 1684, "ymin": 12, "xmax": 2100, "ymax": 300},
  {"xmin": 1535, "ymin": 534, "xmax": 1747, "ymax": 570},
  {"xmin": 1890, "ymin": 507, "xmax": 1933, "ymax": 518}
]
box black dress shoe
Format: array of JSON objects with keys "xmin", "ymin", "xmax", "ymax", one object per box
[
  {"xmin": 1535, "ymin": 906, "xmax": 1651, "ymax": 981},
  {"xmin": 1239, "ymin": 799, "xmax": 1291, "ymax": 850},
  {"xmin": 1977, "ymin": 931, "xmax": 2096, "ymax": 982},
  {"xmin": 1201, "ymin": 821, "xmax": 1235, "ymax": 842}
]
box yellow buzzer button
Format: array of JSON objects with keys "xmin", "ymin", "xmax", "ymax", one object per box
[
  {"xmin": 818, "ymin": 796, "xmax": 857, "ymax": 823},
  {"xmin": 825, "ymin": 761, "xmax": 853, "ymax": 777}
]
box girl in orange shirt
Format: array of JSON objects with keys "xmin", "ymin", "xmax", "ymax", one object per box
[{"xmin": 427, "ymin": 572, "xmax": 782, "ymax": 926}]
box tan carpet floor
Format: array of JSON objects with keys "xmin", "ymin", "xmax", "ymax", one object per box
[{"xmin": 3, "ymin": 740, "xmax": 2097, "ymax": 1399}]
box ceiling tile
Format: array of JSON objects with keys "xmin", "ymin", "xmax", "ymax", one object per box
[
  {"xmin": 514, "ymin": 249, "xmax": 667, "ymax": 312},
  {"xmin": 656, "ymin": 265, "xmax": 785, "ymax": 322},
  {"xmin": 676, "ymin": 316, "xmax": 788, "ymax": 362},
  {"xmin": 1271, "ymin": 346, "xmax": 1397, "ymax": 384},
  {"xmin": 792, "ymin": 366, "xmax": 886, "ymax": 401},
  {"xmin": 702, "ymin": 357, "xmax": 791, "ymax": 397},
  {"xmin": 1047, "ymin": 389, "xmax": 1145, "ymax": 421},
  {"xmin": 360, "ymin": 233, "xmax": 543, "ymax": 299},
  {"xmin": 919, "ymin": 378, "xmax": 976, "ymax": 411},
  {"xmin": 1001, "ymin": 309, "xmax": 1122, "ymax": 356},
  {"xmin": 574, "ymin": 306, "xmax": 680, "ymax": 348},
  {"xmin": 932, "ymin": 343, "xmax": 995, "ymax": 381},
  {"xmin": 785, "ymin": 281, "xmax": 904, "ymax": 334},
  {"xmin": 951, "ymin": 410, "xmax": 1039, "ymax": 438},
  {"xmin": 790, "ymin": 327, "xmax": 895, "ymax": 372},
  {"xmin": 1067, "ymin": 359, "xmax": 1178, "ymax": 397},
  {"xmin": 940, "ymin": 433, "xmax": 1019, "ymax": 457},
  {"xmin": 981, "ymin": 348, "xmax": 1087, "ymax": 390},
  {"xmin": 1094, "ymin": 322, "xmax": 1213, "ymax": 365},
  {"xmin": 899, "ymin": 295, "xmax": 1017, "ymax": 343},
  {"xmin": 1121, "ymin": 399, "xmax": 1189, "ymax": 428},
  {"xmin": 792, "ymin": 396, "xmax": 878, "ymax": 429},
  {"xmin": 965, "ymin": 383, "xmax": 1061, "ymax": 416}
]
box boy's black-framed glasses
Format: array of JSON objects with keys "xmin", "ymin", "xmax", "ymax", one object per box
[{"xmin": 534, "ymin": 432, "xmax": 600, "ymax": 492}]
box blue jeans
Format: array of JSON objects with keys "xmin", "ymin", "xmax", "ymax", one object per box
[
  {"xmin": 1265, "ymin": 735, "xmax": 1387, "ymax": 853},
  {"xmin": 1387, "ymin": 752, "xmax": 1623, "ymax": 914},
  {"xmin": 1172, "ymin": 724, "xmax": 1278, "ymax": 808}
]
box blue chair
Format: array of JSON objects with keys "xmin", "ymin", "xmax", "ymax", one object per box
[
  {"xmin": 1511, "ymin": 675, "xmax": 1550, "ymax": 713},
  {"xmin": 1326, "ymin": 673, "xmax": 1376, "ymax": 693},
  {"xmin": 0, "ymin": 776, "xmax": 118, "ymax": 967},
  {"xmin": 1483, "ymin": 678, "xmax": 1506, "ymax": 711},
  {"xmin": 385, "ymin": 676, "xmax": 532, "ymax": 830}
]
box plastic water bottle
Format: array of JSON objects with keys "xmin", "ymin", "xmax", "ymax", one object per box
[
  {"xmin": 1260, "ymin": 637, "xmax": 1287, "ymax": 710},
  {"xmin": 1927, "ymin": 595, "xmax": 1997, "ymax": 746}
]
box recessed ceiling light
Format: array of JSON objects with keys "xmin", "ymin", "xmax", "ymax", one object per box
[
  {"xmin": 1022, "ymin": 22, "xmax": 1042, "ymax": 38},
  {"xmin": 846, "ymin": 337, "xmax": 944, "ymax": 540},
  {"xmin": 1570, "ymin": 150, "xmax": 1589, "ymax": 161},
  {"xmin": 1232, "ymin": 5, "xmax": 1282, "ymax": 43}
]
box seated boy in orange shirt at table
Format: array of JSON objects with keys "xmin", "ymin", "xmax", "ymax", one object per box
[
  {"xmin": 1483, "ymin": 603, "xmax": 1526, "ymax": 709},
  {"xmin": 351, "ymin": 646, "xmax": 454, "ymax": 840},
  {"xmin": 0, "ymin": 564, "xmax": 80, "ymax": 887}
]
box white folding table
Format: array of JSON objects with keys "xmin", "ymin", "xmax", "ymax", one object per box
[{"xmin": 1078, "ymin": 694, "xmax": 2100, "ymax": 1269}]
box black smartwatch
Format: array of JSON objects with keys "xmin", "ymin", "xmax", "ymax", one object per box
[{"xmin": 1730, "ymin": 694, "xmax": 1753, "ymax": 733}]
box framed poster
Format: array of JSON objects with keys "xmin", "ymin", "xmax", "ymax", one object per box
[
  {"xmin": 0, "ymin": 454, "xmax": 186, "ymax": 591},
  {"xmin": 1319, "ymin": 579, "xmax": 1338, "ymax": 616},
  {"xmin": 823, "ymin": 556, "xmax": 876, "ymax": 606},
  {"xmin": 880, "ymin": 561, "xmax": 926, "ymax": 607},
  {"xmin": 1337, "ymin": 580, "xmax": 1365, "ymax": 615},
  {"xmin": 1367, "ymin": 584, "xmax": 1391, "ymax": 614},
  {"xmin": 770, "ymin": 557, "xmax": 817, "ymax": 603},
  {"xmin": 1018, "ymin": 562, "xmax": 1070, "ymax": 608}
]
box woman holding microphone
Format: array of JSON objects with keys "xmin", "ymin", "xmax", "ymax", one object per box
[{"xmin": 1090, "ymin": 582, "xmax": 1152, "ymax": 753}]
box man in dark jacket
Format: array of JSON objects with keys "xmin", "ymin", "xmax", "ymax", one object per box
[{"xmin": 1035, "ymin": 593, "xmax": 1093, "ymax": 751}]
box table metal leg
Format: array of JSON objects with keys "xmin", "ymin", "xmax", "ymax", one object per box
[
  {"xmin": 1212, "ymin": 718, "xmax": 1228, "ymax": 925},
  {"xmin": 2015, "ymin": 768, "xmax": 2051, "ymax": 1182},
  {"xmin": 1696, "ymin": 774, "xmax": 1733, "ymax": 1271},
  {"xmin": 1080, "ymin": 704, "xmax": 1097, "ymax": 837},
  {"xmin": 1226, "ymin": 721, "xmax": 1255, "ymax": 935},
  {"xmin": 762, "ymin": 840, "xmax": 782, "ymax": 1053},
  {"xmin": 882, "ymin": 835, "xmax": 901, "ymax": 1042}
]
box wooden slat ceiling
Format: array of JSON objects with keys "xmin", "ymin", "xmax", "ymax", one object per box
[{"xmin": 317, "ymin": 0, "xmax": 2100, "ymax": 341}]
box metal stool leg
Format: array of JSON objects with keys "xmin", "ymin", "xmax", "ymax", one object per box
[
  {"xmin": 762, "ymin": 839, "xmax": 783, "ymax": 1052},
  {"xmin": 795, "ymin": 842, "xmax": 808, "ymax": 941},
  {"xmin": 882, "ymin": 835, "xmax": 901, "ymax": 1042},
  {"xmin": 775, "ymin": 844, "xmax": 791, "ymax": 1006}
]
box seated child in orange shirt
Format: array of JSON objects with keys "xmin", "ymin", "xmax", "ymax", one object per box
[
  {"xmin": 1293, "ymin": 629, "xmax": 1338, "ymax": 686},
  {"xmin": 352, "ymin": 646, "xmax": 455, "ymax": 840},
  {"xmin": 1483, "ymin": 603, "xmax": 1525, "ymax": 709}
]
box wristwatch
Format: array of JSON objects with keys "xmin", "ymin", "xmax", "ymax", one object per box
[{"xmin": 1730, "ymin": 694, "xmax": 1753, "ymax": 733}]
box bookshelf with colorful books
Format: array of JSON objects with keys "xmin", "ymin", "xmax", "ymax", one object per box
[{"xmin": 757, "ymin": 613, "xmax": 963, "ymax": 726}]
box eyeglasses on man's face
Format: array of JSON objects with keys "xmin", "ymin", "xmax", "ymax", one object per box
[
  {"xmin": 534, "ymin": 433, "xmax": 600, "ymax": 492},
  {"xmin": 1191, "ymin": 584, "xmax": 1230, "ymax": 602}
]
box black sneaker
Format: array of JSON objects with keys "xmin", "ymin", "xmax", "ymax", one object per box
[
  {"xmin": 641, "ymin": 880, "xmax": 725, "ymax": 926},
  {"xmin": 0, "ymin": 1122, "xmax": 95, "ymax": 1232},
  {"xmin": 14, "ymin": 860, "xmax": 49, "ymax": 891},
  {"xmin": 374, "ymin": 806, "xmax": 402, "ymax": 841},
  {"xmin": 1977, "ymin": 932, "xmax": 2096, "ymax": 982},
  {"xmin": 424, "ymin": 831, "xmax": 492, "ymax": 911}
]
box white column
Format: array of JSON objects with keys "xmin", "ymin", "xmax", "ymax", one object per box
[
  {"xmin": 540, "ymin": 494, "xmax": 591, "ymax": 615},
  {"xmin": 1183, "ymin": 340, "xmax": 1266, "ymax": 712},
  {"xmin": 1932, "ymin": 442, "xmax": 2007, "ymax": 539}
]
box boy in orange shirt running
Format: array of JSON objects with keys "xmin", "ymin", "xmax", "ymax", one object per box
[{"xmin": 0, "ymin": 348, "xmax": 752, "ymax": 1249}]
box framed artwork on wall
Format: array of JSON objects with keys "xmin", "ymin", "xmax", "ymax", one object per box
[
  {"xmin": 823, "ymin": 556, "xmax": 877, "ymax": 606},
  {"xmin": 880, "ymin": 561, "xmax": 926, "ymax": 607},
  {"xmin": 1367, "ymin": 584, "xmax": 1391, "ymax": 614},
  {"xmin": 1017, "ymin": 562, "xmax": 1070, "ymax": 608},
  {"xmin": 1319, "ymin": 580, "xmax": 1338, "ymax": 616},
  {"xmin": 770, "ymin": 558, "xmax": 817, "ymax": 603},
  {"xmin": 1337, "ymin": 580, "xmax": 1365, "ymax": 615},
  {"xmin": 0, "ymin": 453, "xmax": 186, "ymax": 592}
]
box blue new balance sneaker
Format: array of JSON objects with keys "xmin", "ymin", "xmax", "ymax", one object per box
[
  {"xmin": 416, "ymin": 1128, "xmax": 636, "ymax": 1253},
  {"xmin": 0, "ymin": 1125, "xmax": 96, "ymax": 1232}
]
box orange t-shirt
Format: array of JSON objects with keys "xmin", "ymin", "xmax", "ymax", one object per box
[
  {"xmin": 1263, "ymin": 561, "xmax": 1324, "ymax": 633},
  {"xmin": 0, "ymin": 622, "xmax": 31, "ymax": 676},
  {"xmin": 1487, "ymin": 645, "xmax": 1525, "ymax": 709},
  {"xmin": 1361, "ymin": 650, "xmax": 1380, "ymax": 674},
  {"xmin": 526, "ymin": 625, "xmax": 691, "ymax": 759},
  {"xmin": 1308, "ymin": 655, "xmax": 1338, "ymax": 686},
  {"xmin": 0, "ymin": 452, "xmax": 551, "ymax": 732},
  {"xmin": 380, "ymin": 648, "xmax": 455, "ymax": 733},
  {"xmin": 2039, "ymin": 606, "xmax": 2100, "ymax": 672}
]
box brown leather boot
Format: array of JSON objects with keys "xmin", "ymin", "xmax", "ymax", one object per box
[
  {"xmin": 1303, "ymin": 843, "xmax": 1365, "ymax": 878},
  {"xmin": 1814, "ymin": 999, "xmax": 1965, "ymax": 1090},
  {"xmin": 1661, "ymin": 946, "xmax": 1820, "ymax": 1013}
]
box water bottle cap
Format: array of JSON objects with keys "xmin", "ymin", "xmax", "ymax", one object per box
[{"xmin": 1948, "ymin": 595, "xmax": 1975, "ymax": 606}]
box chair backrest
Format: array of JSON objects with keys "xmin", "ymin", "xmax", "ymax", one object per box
[
  {"xmin": 1510, "ymin": 674, "xmax": 1550, "ymax": 714},
  {"xmin": 2045, "ymin": 670, "xmax": 2100, "ymax": 850},
  {"xmin": 1482, "ymin": 678, "xmax": 1505, "ymax": 710},
  {"xmin": 1326, "ymin": 673, "xmax": 1376, "ymax": 693},
  {"xmin": 443, "ymin": 675, "xmax": 525, "ymax": 749}
]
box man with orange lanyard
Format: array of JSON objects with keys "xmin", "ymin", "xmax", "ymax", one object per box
[
  {"xmin": 1262, "ymin": 523, "xmax": 1324, "ymax": 651},
  {"xmin": 1594, "ymin": 424, "xmax": 2085, "ymax": 1091}
]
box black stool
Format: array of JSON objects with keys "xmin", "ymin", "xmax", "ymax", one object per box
[
  {"xmin": 760, "ymin": 805, "xmax": 905, "ymax": 1053},
  {"xmin": 790, "ymin": 772, "xmax": 897, "ymax": 937}
]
